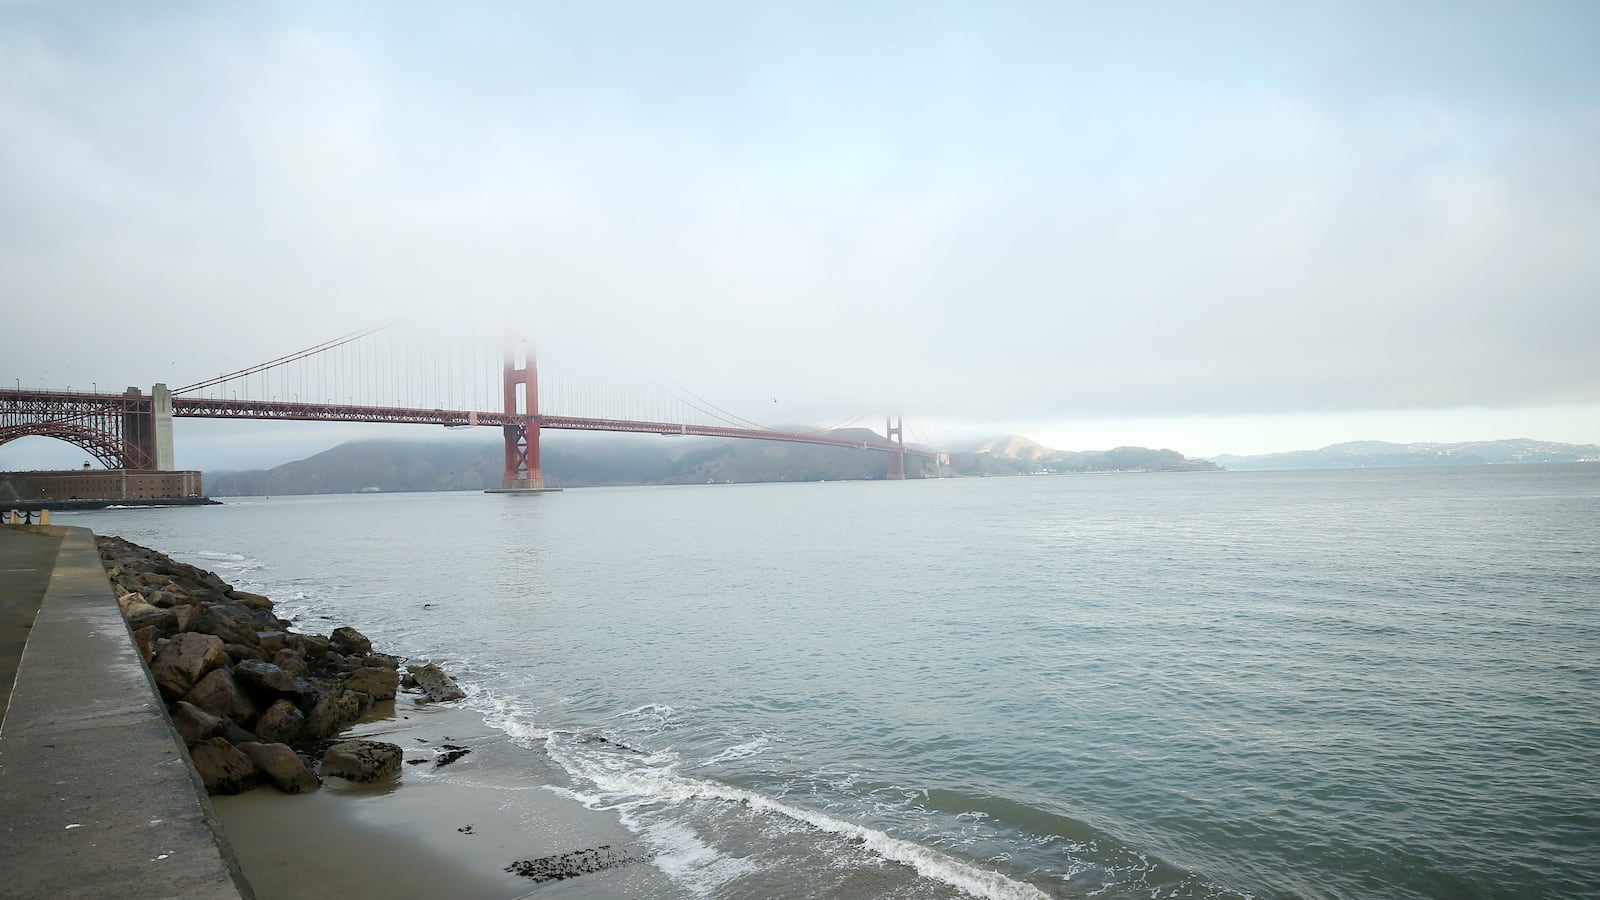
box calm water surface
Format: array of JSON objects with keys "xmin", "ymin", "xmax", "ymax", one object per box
[{"xmin": 62, "ymin": 466, "xmax": 1600, "ymax": 898}]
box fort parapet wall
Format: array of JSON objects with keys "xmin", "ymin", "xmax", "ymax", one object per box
[{"xmin": 2, "ymin": 468, "xmax": 203, "ymax": 502}]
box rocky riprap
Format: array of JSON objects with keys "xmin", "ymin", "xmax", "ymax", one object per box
[{"xmin": 97, "ymin": 535, "xmax": 465, "ymax": 795}]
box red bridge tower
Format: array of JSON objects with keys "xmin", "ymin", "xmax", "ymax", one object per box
[
  {"xmin": 886, "ymin": 416, "xmax": 906, "ymax": 480},
  {"xmin": 487, "ymin": 344, "xmax": 559, "ymax": 494}
]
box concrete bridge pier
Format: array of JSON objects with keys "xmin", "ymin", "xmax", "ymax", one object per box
[{"xmin": 119, "ymin": 383, "xmax": 175, "ymax": 471}]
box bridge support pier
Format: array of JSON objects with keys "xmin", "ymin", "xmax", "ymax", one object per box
[
  {"xmin": 886, "ymin": 416, "xmax": 906, "ymax": 480},
  {"xmin": 152, "ymin": 384, "xmax": 174, "ymax": 470},
  {"xmin": 486, "ymin": 344, "xmax": 561, "ymax": 494}
]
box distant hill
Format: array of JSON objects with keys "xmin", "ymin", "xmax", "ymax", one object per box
[
  {"xmin": 972, "ymin": 435, "xmax": 1054, "ymax": 461},
  {"xmin": 203, "ymin": 432, "xmax": 945, "ymax": 496},
  {"xmin": 1212, "ymin": 438, "xmax": 1600, "ymax": 471},
  {"xmin": 952, "ymin": 440, "xmax": 1218, "ymax": 476}
]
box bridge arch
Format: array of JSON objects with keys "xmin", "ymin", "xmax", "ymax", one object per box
[{"xmin": 0, "ymin": 423, "xmax": 132, "ymax": 469}]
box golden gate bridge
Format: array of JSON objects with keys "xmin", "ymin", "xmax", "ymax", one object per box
[{"xmin": 1, "ymin": 322, "xmax": 942, "ymax": 488}]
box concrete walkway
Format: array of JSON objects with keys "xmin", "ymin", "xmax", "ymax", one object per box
[
  {"xmin": 0, "ymin": 527, "xmax": 60, "ymax": 726},
  {"xmin": 0, "ymin": 526, "xmax": 251, "ymax": 899}
]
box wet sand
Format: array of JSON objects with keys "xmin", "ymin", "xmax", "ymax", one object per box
[{"xmin": 212, "ymin": 700, "xmax": 677, "ymax": 899}]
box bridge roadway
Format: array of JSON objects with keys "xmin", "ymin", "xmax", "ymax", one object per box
[{"xmin": 165, "ymin": 397, "xmax": 940, "ymax": 458}]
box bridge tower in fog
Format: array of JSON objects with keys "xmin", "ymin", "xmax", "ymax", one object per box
[
  {"xmin": 490, "ymin": 343, "xmax": 556, "ymax": 493},
  {"xmin": 886, "ymin": 416, "xmax": 906, "ymax": 480}
]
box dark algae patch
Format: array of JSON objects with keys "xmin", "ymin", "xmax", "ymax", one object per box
[{"xmin": 505, "ymin": 843, "xmax": 653, "ymax": 883}]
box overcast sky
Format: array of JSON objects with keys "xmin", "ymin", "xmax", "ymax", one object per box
[{"xmin": 3, "ymin": 2, "xmax": 1598, "ymax": 469}]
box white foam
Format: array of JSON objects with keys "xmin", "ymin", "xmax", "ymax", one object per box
[
  {"xmin": 461, "ymin": 691, "xmax": 1048, "ymax": 899},
  {"xmin": 703, "ymin": 736, "xmax": 770, "ymax": 766},
  {"xmin": 624, "ymin": 815, "xmax": 758, "ymax": 896},
  {"xmin": 473, "ymin": 694, "xmax": 551, "ymax": 743},
  {"xmin": 544, "ymin": 733, "xmax": 1049, "ymax": 900},
  {"xmin": 611, "ymin": 702, "xmax": 676, "ymax": 722}
]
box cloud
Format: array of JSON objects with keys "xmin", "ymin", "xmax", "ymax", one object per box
[{"xmin": 2, "ymin": 2, "xmax": 1597, "ymax": 464}]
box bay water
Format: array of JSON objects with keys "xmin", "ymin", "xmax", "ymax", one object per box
[{"xmin": 60, "ymin": 465, "xmax": 1600, "ymax": 898}]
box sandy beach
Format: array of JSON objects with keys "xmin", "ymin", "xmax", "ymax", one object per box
[{"xmin": 212, "ymin": 699, "xmax": 679, "ymax": 899}]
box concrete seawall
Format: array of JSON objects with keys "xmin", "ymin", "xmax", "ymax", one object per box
[{"xmin": 0, "ymin": 526, "xmax": 252, "ymax": 898}]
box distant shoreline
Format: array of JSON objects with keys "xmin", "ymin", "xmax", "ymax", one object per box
[{"xmin": 3, "ymin": 496, "xmax": 221, "ymax": 512}]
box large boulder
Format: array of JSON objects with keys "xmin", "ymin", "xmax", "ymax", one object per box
[
  {"xmin": 238, "ymin": 742, "xmax": 320, "ymax": 794},
  {"xmin": 408, "ymin": 663, "xmax": 466, "ymax": 702},
  {"xmin": 233, "ymin": 660, "xmax": 307, "ymax": 703},
  {"xmin": 183, "ymin": 667, "xmax": 258, "ymax": 724},
  {"xmin": 150, "ymin": 633, "xmax": 226, "ymax": 700},
  {"xmin": 299, "ymin": 633, "xmax": 331, "ymax": 661},
  {"xmin": 195, "ymin": 605, "xmax": 260, "ymax": 647},
  {"xmin": 345, "ymin": 666, "xmax": 398, "ymax": 701},
  {"xmin": 229, "ymin": 590, "xmax": 275, "ymax": 611},
  {"xmin": 190, "ymin": 738, "xmax": 258, "ymax": 794},
  {"xmin": 145, "ymin": 589, "xmax": 182, "ymax": 609},
  {"xmin": 272, "ymin": 649, "xmax": 309, "ymax": 677},
  {"xmin": 172, "ymin": 604, "xmax": 202, "ymax": 633},
  {"xmin": 253, "ymin": 699, "xmax": 306, "ymax": 745},
  {"xmin": 169, "ymin": 700, "xmax": 224, "ymax": 747},
  {"xmin": 304, "ymin": 689, "xmax": 365, "ymax": 740},
  {"xmin": 127, "ymin": 604, "xmax": 179, "ymax": 637},
  {"xmin": 330, "ymin": 626, "xmax": 372, "ymax": 657},
  {"xmin": 224, "ymin": 642, "xmax": 271, "ymax": 663},
  {"xmin": 364, "ymin": 652, "xmax": 402, "ymax": 670},
  {"xmin": 132, "ymin": 626, "xmax": 159, "ymax": 663},
  {"xmin": 218, "ymin": 717, "xmax": 258, "ymax": 746},
  {"xmin": 321, "ymin": 740, "xmax": 402, "ymax": 783}
]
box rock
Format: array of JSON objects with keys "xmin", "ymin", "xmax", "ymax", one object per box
[
  {"xmin": 237, "ymin": 742, "xmax": 320, "ymax": 794},
  {"xmin": 116, "ymin": 592, "xmax": 144, "ymax": 613},
  {"xmin": 364, "ymin": 652, "xmax": 402, "ymax": 670},
  {"xmin": 253, "ymin": 699, "xmax": 306, "ymax": 745},
  {"xmin": 408, "ymin": 663, "xmax": 466, "ymax": 702},
  {"xmin": 218, "ymin": 718, "xmax": 257, "ymax": 746},
  {"xmin": 146, "ymin": 589, "xmax": 180, "ymax": 609},
  {"xmin": 248, "ymin": 607, "xmax": 285, "ymax": 630},
  {"xmin": 196, "ymin": 605, "xmax": 260, "ymax": 646},
  {"xmin": 272, "ymin": 649, "xmax": 309, "ymax": 677},
  {"xmin": 230, "ymin": 590, "xmax": 275, "ymax": 610},
  {"xmin": 190, "ymin": 737, "xmax": 258, "ymax": 795},
  {"xmin": 127, "ymin": 604, "xmax": 178, "ymax": 636},
  {"xmin": 184, "ymin": 667, "xmax": 258, "ymax": 724},
  {"xmin": 345, "ymin": 666, "xmax": 398, "ymax": 701},
  {"xmin": 299, "ymin": 633, "xmax": 331, "ymax": 661},
  {"xmin": 132, "ymin": 625, "xmax": 159, "ymax": 663},
  {"xmin": 169, "ymin": 700, "xmax": 224, "ymax": 746},
  {"xmin": 321, "ymin": 739, "xmax": 402, "ymax": 783},
  {"xmin": 224, "ymin": 642, "xmax": 271, "ymax": 663},
  {"xmin": 304, "ymin": 689, "xmax": 364, "ymax": 740},
  {"xmin": 330, "ymin": 626, "xmax": 372, "ymax": 657},
  {"xmin": 258, "ymin": 631, "xmax": 287, "ymax": 654},
  {"xmin": 150, "ymin": 633, "xmax": 226, "ymax": 700},
  {"xmin": 172, "ymin": 604, "xmax": 201, "ymax": 633},
  {"xmin": 233, "ymin": 660, "xmax": 306, "ymax": 702}
]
